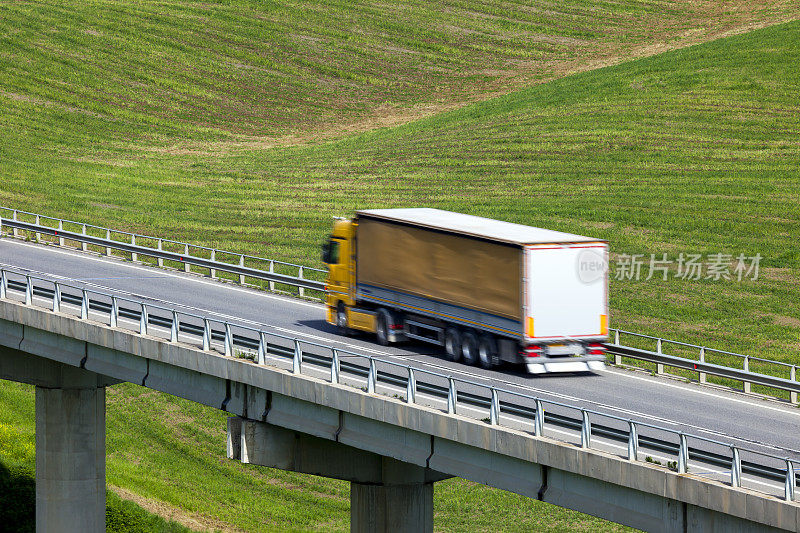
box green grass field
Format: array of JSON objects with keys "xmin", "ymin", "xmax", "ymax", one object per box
[
  {"xmin": 0, "ymin": 0, "xmax": 792, "ymax": 145},
  {"xmin": 2, "ymin": 1, "xmax": 800, "ymax": 530}
]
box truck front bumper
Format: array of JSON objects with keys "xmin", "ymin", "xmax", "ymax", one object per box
[{"xmin": 525, "ymin": 355, "xmax": 606, "ymax": 374}]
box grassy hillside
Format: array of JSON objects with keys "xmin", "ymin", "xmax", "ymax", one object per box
[
  {"xmin": 3, "ymin": 19, "xmax": 798, "ymax": 360},
  {"xmin": 2, "ymin": 2, "xmax": 800, "ymax": 531},
  {"xmin": 0, "ymin": 0, "xmax": 793, "ymax": 147}
]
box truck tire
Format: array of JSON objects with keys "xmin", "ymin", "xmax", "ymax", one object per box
[
  {"xmin": 375, "ymin": 312, "xmax": 389, "ymax": 346},
  {"xmin": 461, "ymin": 332, "xmax": 479, "ymax": 366},
  {"xmin": 478, "ymin": 335, "xmax": 497, "ymax": 369},
  {"xmin": 444, "ymin": 327, "xmax": 461, "ymax": 362},
  {"xmin": 336, "ymin": 302, "xmax": 349, "ymax": 335}
]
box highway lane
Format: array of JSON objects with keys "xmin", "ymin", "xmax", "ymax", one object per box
[{"xmin": 2, "ymin": 237, "xmax": 799, "ymax": 464}]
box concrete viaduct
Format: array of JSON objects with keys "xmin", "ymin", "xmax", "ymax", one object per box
[{"xmin": 1, "ymin": 295, "xmax": 798, "ymax": 532}]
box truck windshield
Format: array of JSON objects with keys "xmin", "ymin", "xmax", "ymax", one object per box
[{"xmin": 321, "ymin": 239, "xmax": 340, "ymax": 264}]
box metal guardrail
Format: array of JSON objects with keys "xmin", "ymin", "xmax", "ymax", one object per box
[
  {"xmin": 1, "ymin": 266, "xmax": 797, "ymax": 502},
  {"xmin": 606, "ymin": 329, "xmax": 800, "ymax": 404},
  {"xmin": 2, "ymin": 206, "xmax": 799, "ymax": 405},
  {"xmin": 0, "ymin": 207, "xmax": 325, "ymax": 295}
]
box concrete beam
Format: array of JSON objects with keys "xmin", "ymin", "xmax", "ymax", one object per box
[
  {"xmin": 227, "ymin": 417, "xmax": 449, "ymax": 484},
  {"xmin": 228, "ymin": 418, "xmax": 447, "ymax": 533},
  {"xmin": 0, "ymin": 346, "xmax": 118, "ymax": 388}
]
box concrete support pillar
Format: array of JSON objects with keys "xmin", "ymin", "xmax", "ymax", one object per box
[
  {"xmin": 36, "ymin": 384, "xmax": 106, "ymax": 533},
  {"xmin": 351, "ymin": 480, "xmax": 433, "ymax": 533}
]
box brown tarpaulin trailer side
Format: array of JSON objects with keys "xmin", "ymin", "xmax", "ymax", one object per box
[{"xmin": 356, "ymin": 217, "xmax": 522, "ymax": 320}]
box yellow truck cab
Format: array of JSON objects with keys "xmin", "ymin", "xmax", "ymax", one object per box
[
  {"xmin": 322, "ymin": 209, "xmax": 609, "ymax": 374},
  {"xmin": 322, "ymin": 218, "xmax": 378, "ymax": 336}
]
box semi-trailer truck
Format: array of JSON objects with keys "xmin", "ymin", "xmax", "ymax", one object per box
[{"xmin": 322, "ymin": 208, "xmax": 608, "ymax": 373}]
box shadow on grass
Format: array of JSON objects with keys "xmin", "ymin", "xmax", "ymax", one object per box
[
  {"xmin": 0, "ymin": 458, "xmax": 194, "ymax": 533},
  {"xmin": 0, "ymin": 459, "xmax": 35, "ymax": 532}
]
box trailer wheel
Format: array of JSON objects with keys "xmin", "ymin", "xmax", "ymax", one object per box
[
  {"xmin": 375, "ymin": 312, "xmax": 389, "ymax": 346},
  {"xmin": 461, "ymin": 332, "xmax": 479, "ymax": 366},
  {"xmin": 478, "ymin": 335, "xmax": 497, "ymax": 369},
  {"xmin": 444, "ymin": 327, "xmax": 461, "ymax": 362}
]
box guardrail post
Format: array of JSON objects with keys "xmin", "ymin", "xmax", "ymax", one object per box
[
  {"xmin": 268, "ymin": 261, "xmax": 275, "ymax": 291},
  {"xmin": 34, "ymin": 214, "xmax": 40, "ymax": 242},
  {"xmin": 580, "ymin": 410, "xmax": 591, "ymax": 448},
  {"xmin": 743, "ymin": 356, "xmax": 751, "ymax": 393},
  {"xmin": 12, "ymin": 210, "xmax": 18, "ymax": 238},
  {"xmin": 224, "ymin": 322, "xmax": 233, "ymax": 356},
  {"xmin": 656, "ymin": 338, "xmax": 664, "ymax": 375},
  {"xmin": 785, "ymin": 459, "xmax": 795, "ymax": 501},
  {"xmin": 170, "ymin": 310, "xmax": 179, "ymax": 342},
  {"xmin": 331, "ymin": 349, "xmax": 340, "ymax": 384},
  {"xmin": 239, "ymin": 255, "xmax": 245, "ymax": 284},
  {"xmin": 202, "ymin": 319, "xmax": 211, "ymax": 351},
  {"xmin": 614, "ymin": 329, "xmax": 621, "ymax": 365},
  {"xmin": 25, "ymin": 275, "xmax": 32, "ymax": 305},
  {"xmin": 131, "ymin": 235, "xmax": 137, "ymax": 262},
  {"xmin": 534, "ymin": 399, "xmax": 544, "ymax": 436},
  {"xmin": 157, "ymin": 239, "xmax": 164, "ymax": 267},
  {"xmin": 184, "ymin": 244, "xmax": 190, "ymax": 272},
  {"xmin": 698, "ymin": 346, "xmax": 707, "ymax": 383},
  {"xmin": 791, "ymin": 366, "xmax": 798, "ymax": 405},
  {"xmin": 292, "ymin": 339, "xmax": 302, "ymax": 374},
  {"xmin": 627, "ymin": 420, "xmax": 638, "ymax": 461},
  {"xmin": 210, "ymin": 250, "xmax": 216, "ymax": 278},
  {"xmin": 139, "ymin": 304, "xmax": 148, "ymax": 335},
  {"xmin": 52, "ymin": 282, "xmax": 60, "ymax": 313},
  {"xmin": 0, "ymin": 270, "xmax": 6, "ymax": 299},
  {"xmin": 81, "ymin": 224, "xmax": 87, "ymax": 251},
  {"xmin": 298, "ymin": 266, "xmax": 305, "ymax": 297},
  {"xmin": 257, "ymin": 332, "xmax": 267, "ymax": 365},
  {"xmin": 678, "ymin": 433, "xmax": 688, "ymax": 474},
  {"xmin": 80, "ymin": 289, "xmax": 89, "ymax": 320},
  {"xmin": 731, "ymin": 446, "xmax": 741, "ymax": 487},
  {"xmin": 105, "ymin": 229, "xmax": 112, "ymax": 255},
  {"xmin": 58, "ymin": 220, "xmax": 64, "ymax": 246},
  {"xmin": 406, "ymin": 368, "xmax": 416, "ymax": 404},
  {"xmin": 489, "ymin": 388, "xmax": 500, "ymax": 425},
  {"xmin": 110, "ymin": 297, "xmax": 118, "ymax": 328},
  {"xmin": 447, "ymin": 378, "xmax": 457, "ymax": 415},
  {"xmin": 367, "ymin": 358, "xmax": 376, "ymax": 393}
]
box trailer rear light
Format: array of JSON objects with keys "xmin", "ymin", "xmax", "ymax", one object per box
[
  {"xmin": 587, "ymin": 343, "xmax": 606, "ymax": 355},
  {"xmin": 521, "ymin": 345, "xmax": 543, "ymax": 358},
  {"xmin": 390, "ymin": 323, "xmax": 404, "ymax": 330}
]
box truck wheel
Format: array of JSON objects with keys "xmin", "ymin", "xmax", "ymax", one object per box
[
  {"xmin": 478, "ymin": 335, "xmax": 497, "ymax": 369},
  {"xmin": 461, "ymin": 332, "xmax": 479, "ymax": 366},
  {"xmin": 375, "ymin": 313, "xmax": 389, "ymax": 346},
  {"xmin": 444, "ymin": 327, "xmax": 461, "ymax": 362},
  {"xmin": 336, "ymin": 303, "xmax": 349, "ymax": 335}
]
